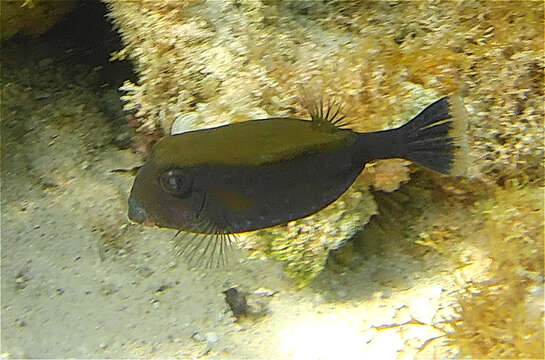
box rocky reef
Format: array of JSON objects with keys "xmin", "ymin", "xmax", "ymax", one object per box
[
  {"xmin": 105, "ymin": 0, "xmax": 543, "ymax": 183},
  {"xmin": 1, "ymin": 0, "xmax": 77, "ymax": 41},
  {"xmin": 451, "ymin": 184, "xmax": 544, "ymax": 359},
  {"xmin": 104, "ymin": 1, "xmax": 543, "ymax": 356},
  {"xmin": 241, "ymin": 184, "xmax": 377, "ymax": 287}
]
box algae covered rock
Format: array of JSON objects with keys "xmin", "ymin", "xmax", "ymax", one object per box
[
  {"xmin": 1, "ymin": 0, "xmax": 78, "ymax": 41},
  {"xmin": 106, "ymin": 0, "xmax": 543, "ymax": 286},
  {"xmin": 106, "ymin": 0, "xmax": 543, "ymax": 185},
  {"xmin": 240, "ymin": 184, "xmax": 377, "ymax": 286},
  {"xmin": 451, "ymin": 185, "xmax": 544, "ymax": 359}
]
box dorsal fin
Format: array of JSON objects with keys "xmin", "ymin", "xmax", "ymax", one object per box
[
  {"xmin": 171, "ymin": 113, "xmax": 199, "ymax": 135},
  {"xmin": 298, "ymin": 85, "xmax": 352, "ymax": 132},
  {"xmin": 171, "ymin": 113, "xmax": 226, "ymax": 136}
]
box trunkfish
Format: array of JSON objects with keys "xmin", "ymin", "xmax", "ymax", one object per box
[{"xmin": 128, "ymin": 91, "xmax": 468, "ymax": 266}]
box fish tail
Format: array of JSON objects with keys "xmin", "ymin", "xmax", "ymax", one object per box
[
  {"xmin": 356, "ymin": 95, "xmax": 469, "ymax": 176},
  {"xmin": 398, "ymin": 95, "xmax": 469, "ymax": 175}
]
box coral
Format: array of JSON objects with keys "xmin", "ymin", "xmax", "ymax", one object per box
[
  {"xmin": 1, "ymin": 0, "xmax": 77, "ymax": 41},
  {"xmin": 240, "ymin": 184, "xmax": 377, "ymax": 287}
]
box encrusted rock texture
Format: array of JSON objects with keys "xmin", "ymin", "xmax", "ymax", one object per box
[
  {"xmin": 105, "ymin": 0, "xmax": 543, "ymax": 185},
  {"xmin": 240, "ymin": 184, "xmax": 377, "ymax": 287},
  {"xmin": 104, "ymin": 2, "xmax": 544, "ymax": 356}
]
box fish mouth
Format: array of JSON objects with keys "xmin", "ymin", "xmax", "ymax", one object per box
[
  {"xmin": 128, "ymin": 197, "xmax": 151, "ymax": 225},
  {"xmin": 142, "ymin": 218, "xmax": 158, "ymax": 227}
]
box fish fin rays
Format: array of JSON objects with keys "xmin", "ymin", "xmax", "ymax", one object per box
[
  {"xmin": 298, "ymin": 85, "xmax": 354, "ymax": 131},
  {"xmin": 171, "ymin": 217, "xmax": 239, "ymax": 269},
  {"xmin": 170, "ymin": 113, "xmax": 227, "ymax": 136},
  {"xmin": 399, "ymin": 95, "xmax": 469, "ymax": 176},
  {"xmin": 171, "ymin": 113, "xmax": 199, "ymax": 135}
]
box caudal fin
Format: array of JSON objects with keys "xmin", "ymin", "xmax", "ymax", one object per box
[{"xmin": 398, "ymin": 95, "xmax": 469, "ymax": 176}]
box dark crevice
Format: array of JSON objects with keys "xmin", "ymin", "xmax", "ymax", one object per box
[{"xmin": 2, "ymin": 0, "xmax": 137, "ymax": 149}]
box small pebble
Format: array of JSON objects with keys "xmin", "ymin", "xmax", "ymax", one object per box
[
  {"xmin": 254, "ymin": 287, "xmax": 277, "ymax": 297},
  {"xmin": 205, "ymin": 332, "xmax": 219, "ymax": 344}
]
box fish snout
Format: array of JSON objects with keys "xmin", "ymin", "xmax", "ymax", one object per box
[{"xmin": 128, "ymin": 197, "xmax": 148, "ymax": 225}]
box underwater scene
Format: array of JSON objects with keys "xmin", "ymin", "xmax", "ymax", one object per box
[{"xmin": 1, "ymin": 0, "xmax": 543, "ymax": 359}]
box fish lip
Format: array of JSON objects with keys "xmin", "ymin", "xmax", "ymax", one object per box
[
  {"xmin": 143, "ymin": 219, "xmax": 157, "ymax": 227},
  {"xmin": 128, "ymin": 197, "xmax": 149, "ymax": 225}
]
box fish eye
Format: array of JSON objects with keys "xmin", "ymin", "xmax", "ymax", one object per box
[{"xmin": 159, "ymin": 169, "xmax": 192, "ymax": 198}]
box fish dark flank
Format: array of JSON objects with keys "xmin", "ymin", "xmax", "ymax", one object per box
[{"xmin": 128, "ymin": 94, "xmax": 468, "ymax": 265}]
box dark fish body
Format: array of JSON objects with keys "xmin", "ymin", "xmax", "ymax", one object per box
[{"xmin": 128, "ymin": 95, "xmax": 468, "ymax": 237}]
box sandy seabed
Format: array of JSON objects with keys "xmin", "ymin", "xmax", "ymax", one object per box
[{"xmin": 1, "ymin": 4, "xmax": 533, "ymax": 358}]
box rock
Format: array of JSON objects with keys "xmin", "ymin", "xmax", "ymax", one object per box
[
  {"xmin": 400, "ymin": 324, "xmax": 444, "ymax": 350},
  {"xmin": 361, "ymin": 328, "xmax": 378, "ymax": 344},
  {"xmin": 362, "ymin": 328, "xmax": 404, "ymax": 359},
  {"xmin": 205, "ymin": 332, "xmax": 219, "ymax": 344},
  {"xmin": 389, "ymin": 307, "xmax": 409, "ymax": 326},
  {"xmin": 367, "ymin": 306, "xmax": 397, "ymax": 328},
  {"xmin": 407, "ymin": 285, "xmax": 443, "ymax": 324},
  {"xmin": 253, "ymin": 287, "xmax": 277, "ymax": 297}
]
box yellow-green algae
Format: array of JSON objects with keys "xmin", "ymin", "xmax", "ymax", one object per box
[
  {"xmin": 374, "ymin": 174, "xmax": 544, "ymax": 359},
  {"xmin": 105, "ymin": 1, "xmax": 544, "ymax": 355},
  {"xmin": 107, "ymin": 0, "xmax": 543, "ymax": 182},
  {"xmin": 450, "ymin": 184, "xmax": 544, "ymax": 359}
]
